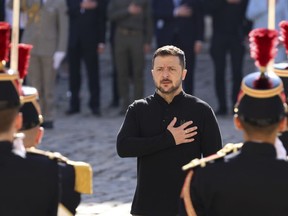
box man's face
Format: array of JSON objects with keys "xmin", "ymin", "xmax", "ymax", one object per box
[{"xmin": 152, "ymin": 55, "xmax": 186, "ymax": 95}]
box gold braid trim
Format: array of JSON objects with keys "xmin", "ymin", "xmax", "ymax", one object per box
[
  {"xmin": 67, "ymin": 160, "xmax": 93, "ymax": 194},
  {"xmin": 241, "ymin": 80, "xmax": 283, "ymax": 98},
  {"xmin": 274, "ymin": 62, "xmax": 288, "ymax": 77},
  {"xmin": 274, "ymin": 68, "xmax": 288, "ymax": 77},
  {"xmin": 180, "ymin": 143, "xmax": 243, "ymax": 216},
  {"xmin": 0, "ymin": 60, "xmax": 6, "ymax": 71},
  {"xmin": 182, "ymin": 143, "xmax": 243, "ymax": 171},
  {"xmin": 20, "ymin": 90, "xmax": 43, "ymax": 124},
  {"xmin": 0, "ymin": 73, "xmax": 18, "ymax": 81},
  {"xmin": 26, "ymin": 148, "xmax": 68, "ymax": 162},
  {"xmin": 180, "ymin": 170, "xmax": 197, "ymax": 216},
  {"xmin": 21, "ymin": 93, "xmax": 37, "ymax": 103},
  {"xmin": 21, "ymin": 0, "xmax": 41, "ymax": 23},
  {"xmin": 26, "ymin": 148, "xmax": 93, "ymax": 194}
]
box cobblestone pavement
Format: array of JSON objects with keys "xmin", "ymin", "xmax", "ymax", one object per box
[{"xmin": 40, "ymin": 43, "xmax": 254, "ymax": 215}]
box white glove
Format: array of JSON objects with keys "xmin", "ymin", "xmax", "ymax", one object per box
[
  {"xmin": 275, "ymin": 137, "xmax": 287, "ymax": 160},
  {"xmin": 13, "ymin": 133, "xmax": 26, "ymax": 158},
  {"xmin": 53, "ymin": 51, "xmax": 66, "ymax": 70}
]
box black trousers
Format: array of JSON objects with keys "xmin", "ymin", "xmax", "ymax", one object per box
[
  {"xmin": 68, "ymin": 42, "xmax": 100, "ymax": 110},
  {"xmin": 181, "ymin": 46, "xmax": 196, "ymax": 95},
  {"xmin": 210, "ymin": 33, "xmax": 245, "ymax": 111},
  {"xmin": 109, "ymin": 22, "xmax": 119, "ymax": 106}
]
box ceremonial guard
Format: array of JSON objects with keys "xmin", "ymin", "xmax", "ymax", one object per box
[
  {"xmin": 274, "ymin": 20, "xmax": 288, "ymax": 152},
  {"xmin": 19, "ymin": 85, "xmax": 93, "ymax": 215},
  {"xmin": 180, "ymin": 28, "xmax": 288, "ymax": 216},
  {"xmin": 0, "ymin": 21, "xmax": 59, "ymax": 216},
  {"xmin": 12, "ymin": 26, "xmax": 93, "ymax": 215}
]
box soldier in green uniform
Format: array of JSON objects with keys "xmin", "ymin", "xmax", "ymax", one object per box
[{"xmin": 107, "ymin": 0, "xmax": 153, "ymax": 114}]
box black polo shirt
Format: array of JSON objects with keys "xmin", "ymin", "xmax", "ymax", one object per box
[{"xmin": 117, "ymin": 91, "xmax": 222, "ymax": 215}]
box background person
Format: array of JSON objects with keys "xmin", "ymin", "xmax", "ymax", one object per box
[
  {"xmin": 66, "ymin": 0, "xmax": 107, "ymax": 116},
  {"xmin": 152, "ymin": 0, "xmax": 204, "ymax": 95},
  {"xmin": 202, "ymin": 0, "xmax": 249, "ymax": 115},
  {"xmin": 107, "ymin": 0, "xmax": 153, "ymax": 115},
  {"xmin": 9, "ymin": 0, "xmax": 69, "ymax": 129}
]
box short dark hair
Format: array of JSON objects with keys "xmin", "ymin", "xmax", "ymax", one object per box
[
  {"xmin": 235, "ymin": 95, "xmax": 286, "ymax": 127},
  {"xmin": 239, "ymin": 118, "xmax": 280, "ymax": 135},
  {"xmin": 152, "ymin": 45, "xmax": 186, "ymax": 69},
  {"xmin": 0, "ymin": 107, "xmax": 19, "ymax": 132}
]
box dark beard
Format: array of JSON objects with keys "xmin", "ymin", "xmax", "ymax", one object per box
[
  {"xmin": 156, "ymin": 78, "xmax": 182, "ymax": 94},
  {"xmin": 157, "ymin": 85, "xmax": 179, "ymax": 94}
]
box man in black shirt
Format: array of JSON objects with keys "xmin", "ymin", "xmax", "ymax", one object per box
[{"xmin": 117, "ymin": 45, "xmax": 222, "ymax": 215}]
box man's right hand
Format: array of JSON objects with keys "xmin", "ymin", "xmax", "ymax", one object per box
[
  {"xmin": 128, "ymin": 3, "xmax": 143, "ymax": 15},
  {"xmin": 175, "ymin": 5, "xmax": 193, "ymax": 17},
  {"xmin": 81, "ymin": 0, "xmax": 98, "ymax": 10},
  {"xmin": 167, "ymin": 117, "xmax": 198, "ymax": 145}
]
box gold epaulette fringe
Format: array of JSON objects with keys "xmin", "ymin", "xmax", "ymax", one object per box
[
  {"xmin": 26, "ymin": 148, "xmax": 93, "ymax": 194},
  {"xmin": 67, "ymin": 160, "xmax": 93, "ymax": 194},
  {"xmin": 26, "ymin": 147, "xmax": 69, "ymax": 162},
  {"xmin": 182, "ymin": 143, "xmax": 243, "ymax": 171}
]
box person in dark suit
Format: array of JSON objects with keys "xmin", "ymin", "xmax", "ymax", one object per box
[
  {"xmin": 180, "ymin": 28, "xmax": 288, "ymax": 216},
  {"xmin": 66, "ymin": 0, "xmax": 107, "ymax": 116},
  {"xmin": 108, "ymin": 19, "xmax": 119, "ymax": 107},
  {"xmin": 202, "ymin": 0, "xmax": 249, "ymax": 115},
  {"xmin": 152, "ymin": 0, "xmax": 204, "ymax": 95},
  {"xmin": 18, "ymin": 85, "xmax": 93, "ymax": 215},
  {"xmin": 0, "ymin": 0, "xmax": 5, "ymax": 21},
  {"xmin": 0, "ymin": 62, "xmax": 59, "ymax": 215}
]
